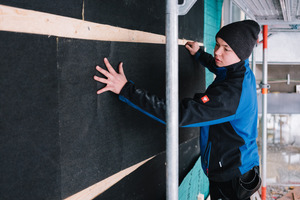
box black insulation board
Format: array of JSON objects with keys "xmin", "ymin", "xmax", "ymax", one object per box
[
  {"xmin": 0, "ymin": 1, "xmax": 205, "ymax": 198},
  {"xmin": 84, "ymin": 0, "xmax": 204, "ymax": 42},
  {"xmin": 0, "ymin": 32, "xmax": 60, "ymax": 199},
  {"xmin": 96, "ymin": 136, "xmax": 200, "ymax": 200},
  {"xmin": 58, "ymin": 38, "xmax": 205, "ymax": 198},
  {"xmin": 0, "ymin": 32, "xmax": 204, "ymax": 199},
  {"xmin": 0, "ymin": 0, "xmax": 83, "ymax": 19},
  {"xmin": 178, "ymin": 0, "xmax": 204, "ymax": 42}
]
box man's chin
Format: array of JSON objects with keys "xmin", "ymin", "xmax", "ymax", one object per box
[{"xmin": 215, "ymin": 63, "xmax": 224, "ymax": 67}]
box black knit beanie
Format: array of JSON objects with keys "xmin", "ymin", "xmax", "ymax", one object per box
[{"xmin": 216, "ymin": 20, "xmax": 260, "ymax": 61}]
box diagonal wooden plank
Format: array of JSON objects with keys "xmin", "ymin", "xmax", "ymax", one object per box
[{"xmin": 64, "ymin": 156, "xmax": 155, "ymax": 200}]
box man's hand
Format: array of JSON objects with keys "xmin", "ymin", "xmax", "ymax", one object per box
[
  {"xmin": 185, "ymin": 41, "xmax": 200, "ymax": 56},
  {"xmin": 94, "ymin": 58, "xmax": 127, "ymax": 95}
]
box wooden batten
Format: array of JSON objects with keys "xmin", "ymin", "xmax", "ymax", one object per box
[
  {"xmin": 0, "ymin": 5, "xmax": 203, "ymax": 46},
  {"xmin": 64, "ymin": 156, "xmax": 155, "ymax": 200}
]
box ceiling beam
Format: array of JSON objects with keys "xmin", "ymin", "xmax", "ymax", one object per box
[
  {"xmin": 257, "ymin": 19, "xmax": 300, "ymax": 24},
  {"xmin": 297, "ymin": 0, "xmax": 300, "ymax": 17},
  {"xmin": 280, "ymin": 0, "xmax": 292, "ymax": 21},
  {"xmin": 268, "ymin": 28, "xmax": 300, "ymax": 32},
  {"xmin": 287, "ymin": 0, "xmax": 292, "ymax": 21},
  {"xmin": 232, "ymin": 0, "xmax": 256, "ymax": 20}
]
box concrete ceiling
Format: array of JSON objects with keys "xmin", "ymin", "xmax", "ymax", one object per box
[{"xmin": 233, "ymin": 0, "xmax": 300, "ymax": 32}]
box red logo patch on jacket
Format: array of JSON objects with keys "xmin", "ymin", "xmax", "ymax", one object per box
[{"xmin": 201, "ymin": 95, "xmax": 210, "ymax": 103}]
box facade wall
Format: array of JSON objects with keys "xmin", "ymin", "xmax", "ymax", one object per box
[
  {"xmin": 255, "ymin": 32, "xmax": 300, "ymax": 64},
  {"xmin": 256, "ymin": 64, "xmax": 300, "ymax": 93},
  {"xmin": 0, "ymin": 1, "xmax": 210, "ymax": 199}
]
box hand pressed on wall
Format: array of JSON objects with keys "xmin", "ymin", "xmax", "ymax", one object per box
[{"xmin": 94, "ymin": 58, "xmax": 128, "ymax": 95}]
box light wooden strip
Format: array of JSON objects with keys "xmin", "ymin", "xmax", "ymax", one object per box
[
  {"xmin": 64, "ymin": 156, "xmax": 155, "ymax": 200},
  {"xmin": 0, "ymin": 5, "xmax": 203, "ymax": 46}
]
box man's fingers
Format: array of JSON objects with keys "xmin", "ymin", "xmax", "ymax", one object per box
[
  {"xmin": 96, "ymin": 66, "xmax": 113, "ymax": 79},
  {"xmin": 185, "ymin": 44, "xmax": 194, "ymax": 55},
  {"xmin": 93, "ymin": 75, "xmax": 108, "ymax": 84},
  {"xmin": 118, "ymin": 62, "xmax": 124, "ymax": 75},
  {"xmin": 185, "ymin": 44, "xmax": 192, "ymax": 51},
  {"xmin": 104, "ymin": 58, "xmax": 116, "ymax": 74},
  {"xmin": 185, "ymin": 41, "xmax": 194, "ymax": 47},
  {"xmin": 185, "ymin": 41, "xmax": 192, "ymax": 45},
  {"xmin": 96, "ymin": 87, "xmax": 109, "ymax": 94}
]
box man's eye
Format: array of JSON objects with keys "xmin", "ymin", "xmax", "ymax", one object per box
[{"xmin": 225, "ymin": 48, "xmax": 231, "ymax": 51}]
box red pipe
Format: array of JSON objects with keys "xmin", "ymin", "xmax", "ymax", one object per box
[
  {"xmin": 261, "ymin": 24, "xmax": 268, "ymax": 200},
  {"xmin": 263, "ymin": 25, "xmax": 268, "ymax": 49},
  {"xmin": 262, "ymin": 25, "xmax": 268, "ymax": 95},
  {"xmin": 261, "ymin": 186, "xmax": 266, "ymax": 200}
]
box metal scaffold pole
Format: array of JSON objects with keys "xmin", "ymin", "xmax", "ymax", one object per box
[
  {"xmin": 261, "ymin": 24, "xmax": 269, "ymax": 200},
  {"xmin": 165, "ymin": 0, "xmax": 196, "ymax": 199},
  {"xmin": 166, "ymin": 0, "xmax": 179, "ymax": 198}
]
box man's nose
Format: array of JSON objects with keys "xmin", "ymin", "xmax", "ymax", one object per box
[{"xmin": 215, "ymin": 47, "xmax": 222, "ymax": 55}]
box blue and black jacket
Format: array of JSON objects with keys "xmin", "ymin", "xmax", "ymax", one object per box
[{"xmin": 119, "ymin": 49, "xmax": 260, "ymax": 182}]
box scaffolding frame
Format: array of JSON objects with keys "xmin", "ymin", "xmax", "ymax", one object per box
[{"xmin": 165, "ymin": 0, "xmax": 197, "ymax": 199}]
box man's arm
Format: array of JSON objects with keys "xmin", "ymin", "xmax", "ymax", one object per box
[
  {"xmin": 93, "ymin": 58, "xmax": 238, "ymax": 127},
  {"xmin": 185, "ymin": 41, "xmax": 217, "ymax": 75},
  {"xmin": 119, "ymin": 81, "xmax": 239, "ymax": 127}
]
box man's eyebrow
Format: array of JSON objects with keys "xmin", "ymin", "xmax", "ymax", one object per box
[
  {"xmin": 216, "ymin": 42, "xmax": 231, "ymax": 48},
  {"xmin": 222, "ymin": 44, "xmax": 231, "ymax": 49}
]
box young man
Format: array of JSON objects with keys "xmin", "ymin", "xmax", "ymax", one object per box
[{"xmin": 94, "ymin": 20, "xmax": 261, "ymax": 199}]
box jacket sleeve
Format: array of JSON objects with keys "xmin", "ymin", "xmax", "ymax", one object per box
[
  {"xmin": 194, "ymin": 49, "xmax": 218, "ymax": 75},
  {"xmin": 119, "ymin": 81, "xmax": 166, "ymax": 124},
  {"xmin": 119, "ymin": 81, "xmax": 240, "ymax": 127}
]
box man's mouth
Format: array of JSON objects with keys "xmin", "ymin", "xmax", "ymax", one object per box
[{"xmin": 215, "ymin": 57, "xmax": 221, "ymax": 63}]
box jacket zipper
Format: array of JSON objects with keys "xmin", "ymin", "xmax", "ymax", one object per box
[{"xmin": 203, "ymin": 141, "xmax": 212, "ymax": 176}]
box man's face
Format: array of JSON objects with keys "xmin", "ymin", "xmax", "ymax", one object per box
[{"xmin": 214, "ymin": 37, "xmax": 241, "ymax": 67}]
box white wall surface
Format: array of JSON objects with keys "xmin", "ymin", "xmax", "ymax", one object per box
[{"xmin": 254, "ymin": 32, "xmax": 300, "ymax": 64}]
